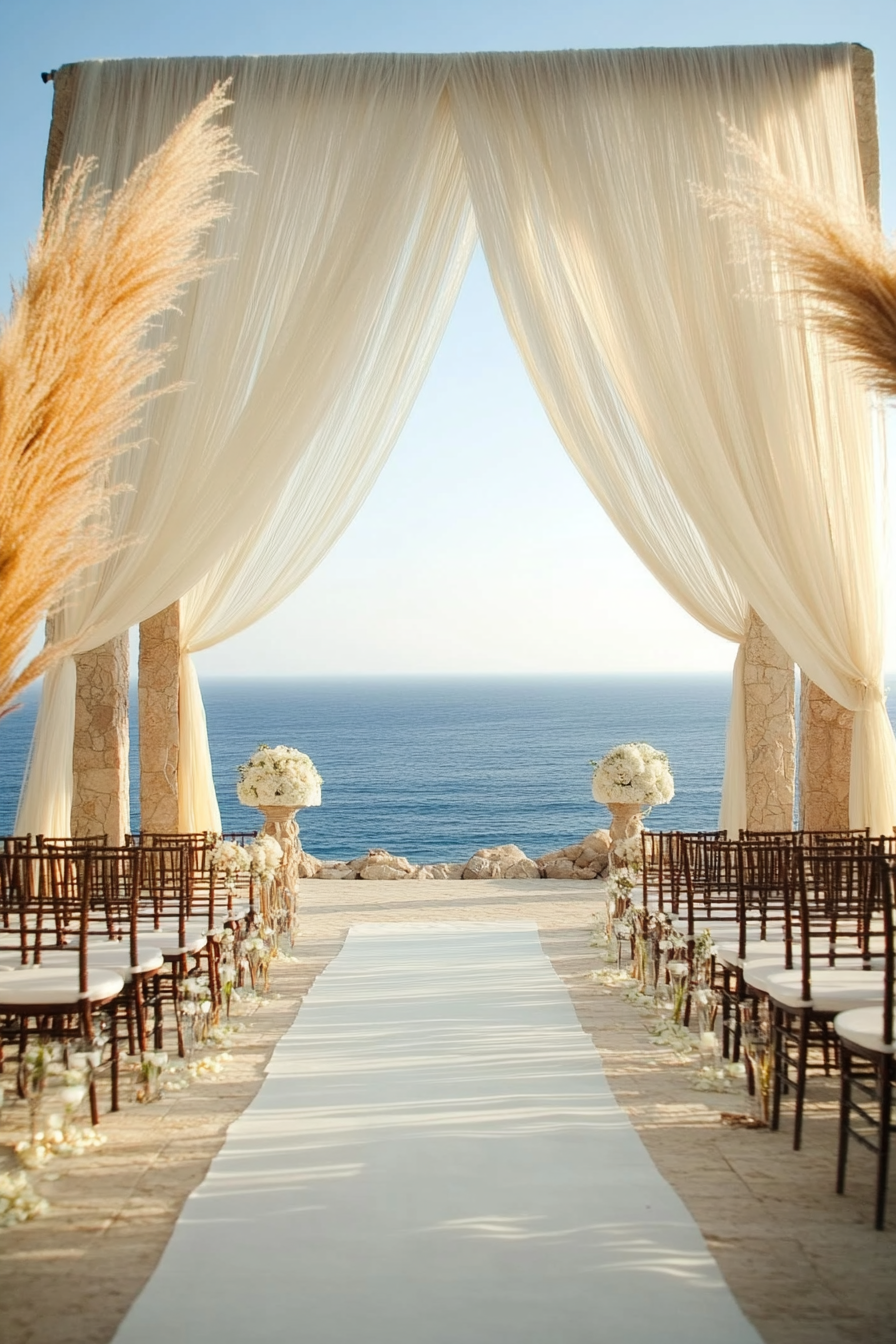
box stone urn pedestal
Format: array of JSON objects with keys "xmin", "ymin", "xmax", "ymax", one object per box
[
  {"xmin": 257, "ymin": 805, "xmax": 302, "ymax": 943},
  {"xmin": 607, "ymin": 802, "xmax": 644, "ymax": 867}
]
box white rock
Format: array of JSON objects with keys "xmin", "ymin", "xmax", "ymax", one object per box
[
  {"xmin": 462, "ymin": 844, "xmax": 541, "ymax": 880},
  {"xmin": 416, "ymin": 863, "xmax": 465, "ymax": 880},
  {"xmin": 316, "ymin": 863, "xmax": 356, "ymax": 880},
  {"xmin": 296, "ymin": 852, "xmax": 322, "ymax": 879},
  {"xmin": 539, "ymin": 856, "xmax": 576, "ymax": 880},
  {"xmin": 357, "ymin": 849, "xmax": 418, "ymax": 880},
  {"xmin": 432, "ymin": 862, "xmax": 465, "ymax": 880}
]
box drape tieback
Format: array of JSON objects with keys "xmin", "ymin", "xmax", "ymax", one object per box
[{"xmin": 853, "ymin": 678, "xmax": 887, "ymax": 710}]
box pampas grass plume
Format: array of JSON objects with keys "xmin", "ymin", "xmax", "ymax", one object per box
[
  {"xmin": 705, "ymin": 126, "xmax": 896, "ymax": 399},
  {"xmin": 0, "ymin": 81, "xmax": 244, "ymax": 713}
]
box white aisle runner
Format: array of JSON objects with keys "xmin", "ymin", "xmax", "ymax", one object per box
[{"xmin": 114, "ymin": 923, "xmax": 762, "ymax": 1343}]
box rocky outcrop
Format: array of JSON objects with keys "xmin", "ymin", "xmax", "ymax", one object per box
[
  {"xmin": 536, "ymin": 829, "xmax": 610, "ymax": 880},
  {"xmin": 462, "ymin": 844, "xmax": 541, "ymax": 880},
  {"xmin": 300, "ymin": 829, "xmax": 613, "ymax": 880}
]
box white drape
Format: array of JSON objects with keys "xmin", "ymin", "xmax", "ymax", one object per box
[
  {"xmin": 450, "ymin": 53, "xmax": 752, "ymax": 832},
  {"xmin": 177, "ymin": 170, "xmax": 475, "ymax": 829},
  {"xmin": 18, "ymin": 54, "xmax": 474, "ymax": 834},
  {"xmin": 450, "ymin": 45, "xmax": 894, "ymax": 833},
  {"xmin": 21, "ymin": 46, "xmax": 893, "ymax": 839}
]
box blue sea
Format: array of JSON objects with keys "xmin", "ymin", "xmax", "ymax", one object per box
[{"xmin": 0, "ymin": 676, "xmax": 734, "ymax": 862}]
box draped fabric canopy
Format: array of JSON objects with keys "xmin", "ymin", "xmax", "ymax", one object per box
[
  {"xmin": 18, "ymin": 55, "xmax": 476, "ymax": 833},
  {"xmin": 18, "ymin": 44, "xmax": 895, "ymax": 837}
]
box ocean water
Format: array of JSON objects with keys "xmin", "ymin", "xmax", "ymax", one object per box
[{"xmin": 0, "ymin": 676, "xmax": 731, "ymax": 862}]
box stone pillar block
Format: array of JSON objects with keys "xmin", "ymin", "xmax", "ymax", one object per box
[
  {"xmin": 72, "ymin": 635, "xmax": 130, "ymax": 844},
  {"xmin": 798, "ymin": 674, "xmax": 853, "ymax": 831},
  {"xmin": 138, "ymin": 602, "xmax": 180, "ymax": 834},
  {"xmin": 744, "ymin": 610, "xmax": 795, "ymax": 832}
]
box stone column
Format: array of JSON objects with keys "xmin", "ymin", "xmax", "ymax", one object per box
[
  {"xmin": 798, "ymin": 672, "xmax": 852, "ymax": 830},
  {"xmin": 744, "ymin": 610, "xmax": 795, "ymax": 831},
  {"xmin": 138, "ymin": 603, "xmax": 180, "ymax": 833},
  {"xmin": 72, "ymin": 636, "xmax": 130, "ymax": 844},
  {"xmin": 793, "ymin": 48, "xmax": 877, "ymax": 828}
]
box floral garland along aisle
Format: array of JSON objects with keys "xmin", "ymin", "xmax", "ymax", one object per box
[{"xmin": 589, "ymin": 743, "xmax": 749, "ymax": 1100}]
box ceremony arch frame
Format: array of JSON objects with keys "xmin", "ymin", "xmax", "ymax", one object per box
[{"xmin": 18, "ymin": 44, "xmax": 892, "ymax": 843}]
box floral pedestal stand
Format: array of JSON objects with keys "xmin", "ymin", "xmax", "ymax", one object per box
[
  {"xmin": 258, "ymin": 805, "xmax": 302, "ymax": 945},
  {"xmin": 607, "ymin": 802, "xmax": 644, "ymax": 866}
]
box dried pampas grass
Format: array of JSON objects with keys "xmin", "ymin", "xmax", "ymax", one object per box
[
  {"xmin": 0, "ymin": 81, "xmax": 244, "ymax": 713},
  {"xmin": 704, "ymin": 127, "xmax": 896, "ymax": 398}
]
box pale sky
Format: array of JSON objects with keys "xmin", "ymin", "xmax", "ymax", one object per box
[{"xmin": 2, "ymin": 1, "xmax": 895, "ymax": 677}]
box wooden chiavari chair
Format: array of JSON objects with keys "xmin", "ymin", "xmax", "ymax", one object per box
[
  {"xmin": 0, "ymin": 835, "xmax": 34, "ymax": 968},
  {"xmin": 640, "ymin": 831, "xmax": 669, "ymax": 912},
  {"xmin": 665, "ymin": 831, "xmax": 726, "ymax": 918},
  {"xmin": 717, "ymin": 840, "xmax": 795, "ymax": 1062},
  {"xmin": 37, "ymin": 844, "xmax": 165, "ymax": 1064},
  {"xmin": 129, "ymin": 832, "xmax": 241, "ymax": 1012},
  {"xmin": 746, "ymin": 847, "xmax": 883, "ymax": 1149},
  {"xmin": 834, "ymin": 850, "xmax": 896, "ymax": 1228},
  {"xmin": 0, "ymin": 844, "xmax": 125, "ymax": 1121},
  {"xmin": 134, "ymin": 842, "xmax": 207, "ymax": 1056}
]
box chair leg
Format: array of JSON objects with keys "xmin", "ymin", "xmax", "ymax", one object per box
[
  {"xmin": 81, "ymin": 1008, "xmax": 101, "ymax": 1127},
  {"xmin": 836, "ymin": 1046, "xmax": 851, "ymax": 1195},
  {"xmin": 125, "ymin": 995, "xmax": 137, "ymax": 1058},
  {"xmin": 153, "ymin": 976, "xmax": 165, "ymax": 1051},
  {"xmin": 771, "ymin": 1006, "xmax": 785, "ymax": 1132},
  {"xmin": 793, "ymin": 1011, "xmax": 810, "ymax": 1151},
  {"xmin": 174, "ymin": 961, "xmax": 186, "ymax": 1058},
  {"xmin": 875, "ymin": 1061, "xmax": 892, "ymax": 1231},
  {"xmin": 721, "ymin": 971, "xmax": 731, "ymax": 1061},
  {"xmin": 133, "ymin": 979, "xmax": 148, "ymax": 1055},
  {"xmin": 822, "ymin": 1021, "xmax": 838, "ymax": 1075},
  {"xmin": 110, "ymin": 1005, "xmax": 120, "ymax": 1113}
]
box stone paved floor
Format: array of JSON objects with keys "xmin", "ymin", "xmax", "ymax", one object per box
[{"xmin": 1, "ymin": 879, "xmax": 894, "ymax": 1343}]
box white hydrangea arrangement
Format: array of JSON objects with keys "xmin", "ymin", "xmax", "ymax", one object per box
[
  {"xmin": 236, "ymin": 744, "xmax": 322, "ymax": 809},
  {"xmin": 210, "ymin": 839, "xmax": 252, "ymax": 879},
  {"xmin": 591, "ymin": 742, "xmax": 674, "ymax": 808},
  {"xmin": 247, "ymin": 834, "xmax": 283, "ymax": 884}
]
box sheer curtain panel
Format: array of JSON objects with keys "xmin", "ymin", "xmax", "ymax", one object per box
[
  {"xmin": 18, "ymin": 55, "xmax": 473, "ymax": 834},
  {"xmin": 451, "ymin": 45, "xmax": 895, "ymax": 832}
]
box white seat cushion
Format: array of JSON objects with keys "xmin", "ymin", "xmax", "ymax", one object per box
[
  {"xmin": 0, "ymin": 965, "xmax": 124, "ymax": 1007},
  {"xmin": 152, "ymin": 929, "xmax": 208, "ymax": 957},
  {"xmin": 747, "ymin": 966, "xmax": 885, "ymax": 1013},
  {"xmin": 40, "ymin": 943, "xmax": 164, "ymax": 982},
  {"xmin": 715, "ymin": 940, "xmax": 787, "ymax": 971},
  {"xmin": 834, "ymin": 1006, "xmax": 896, "ymax": 1057}
]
